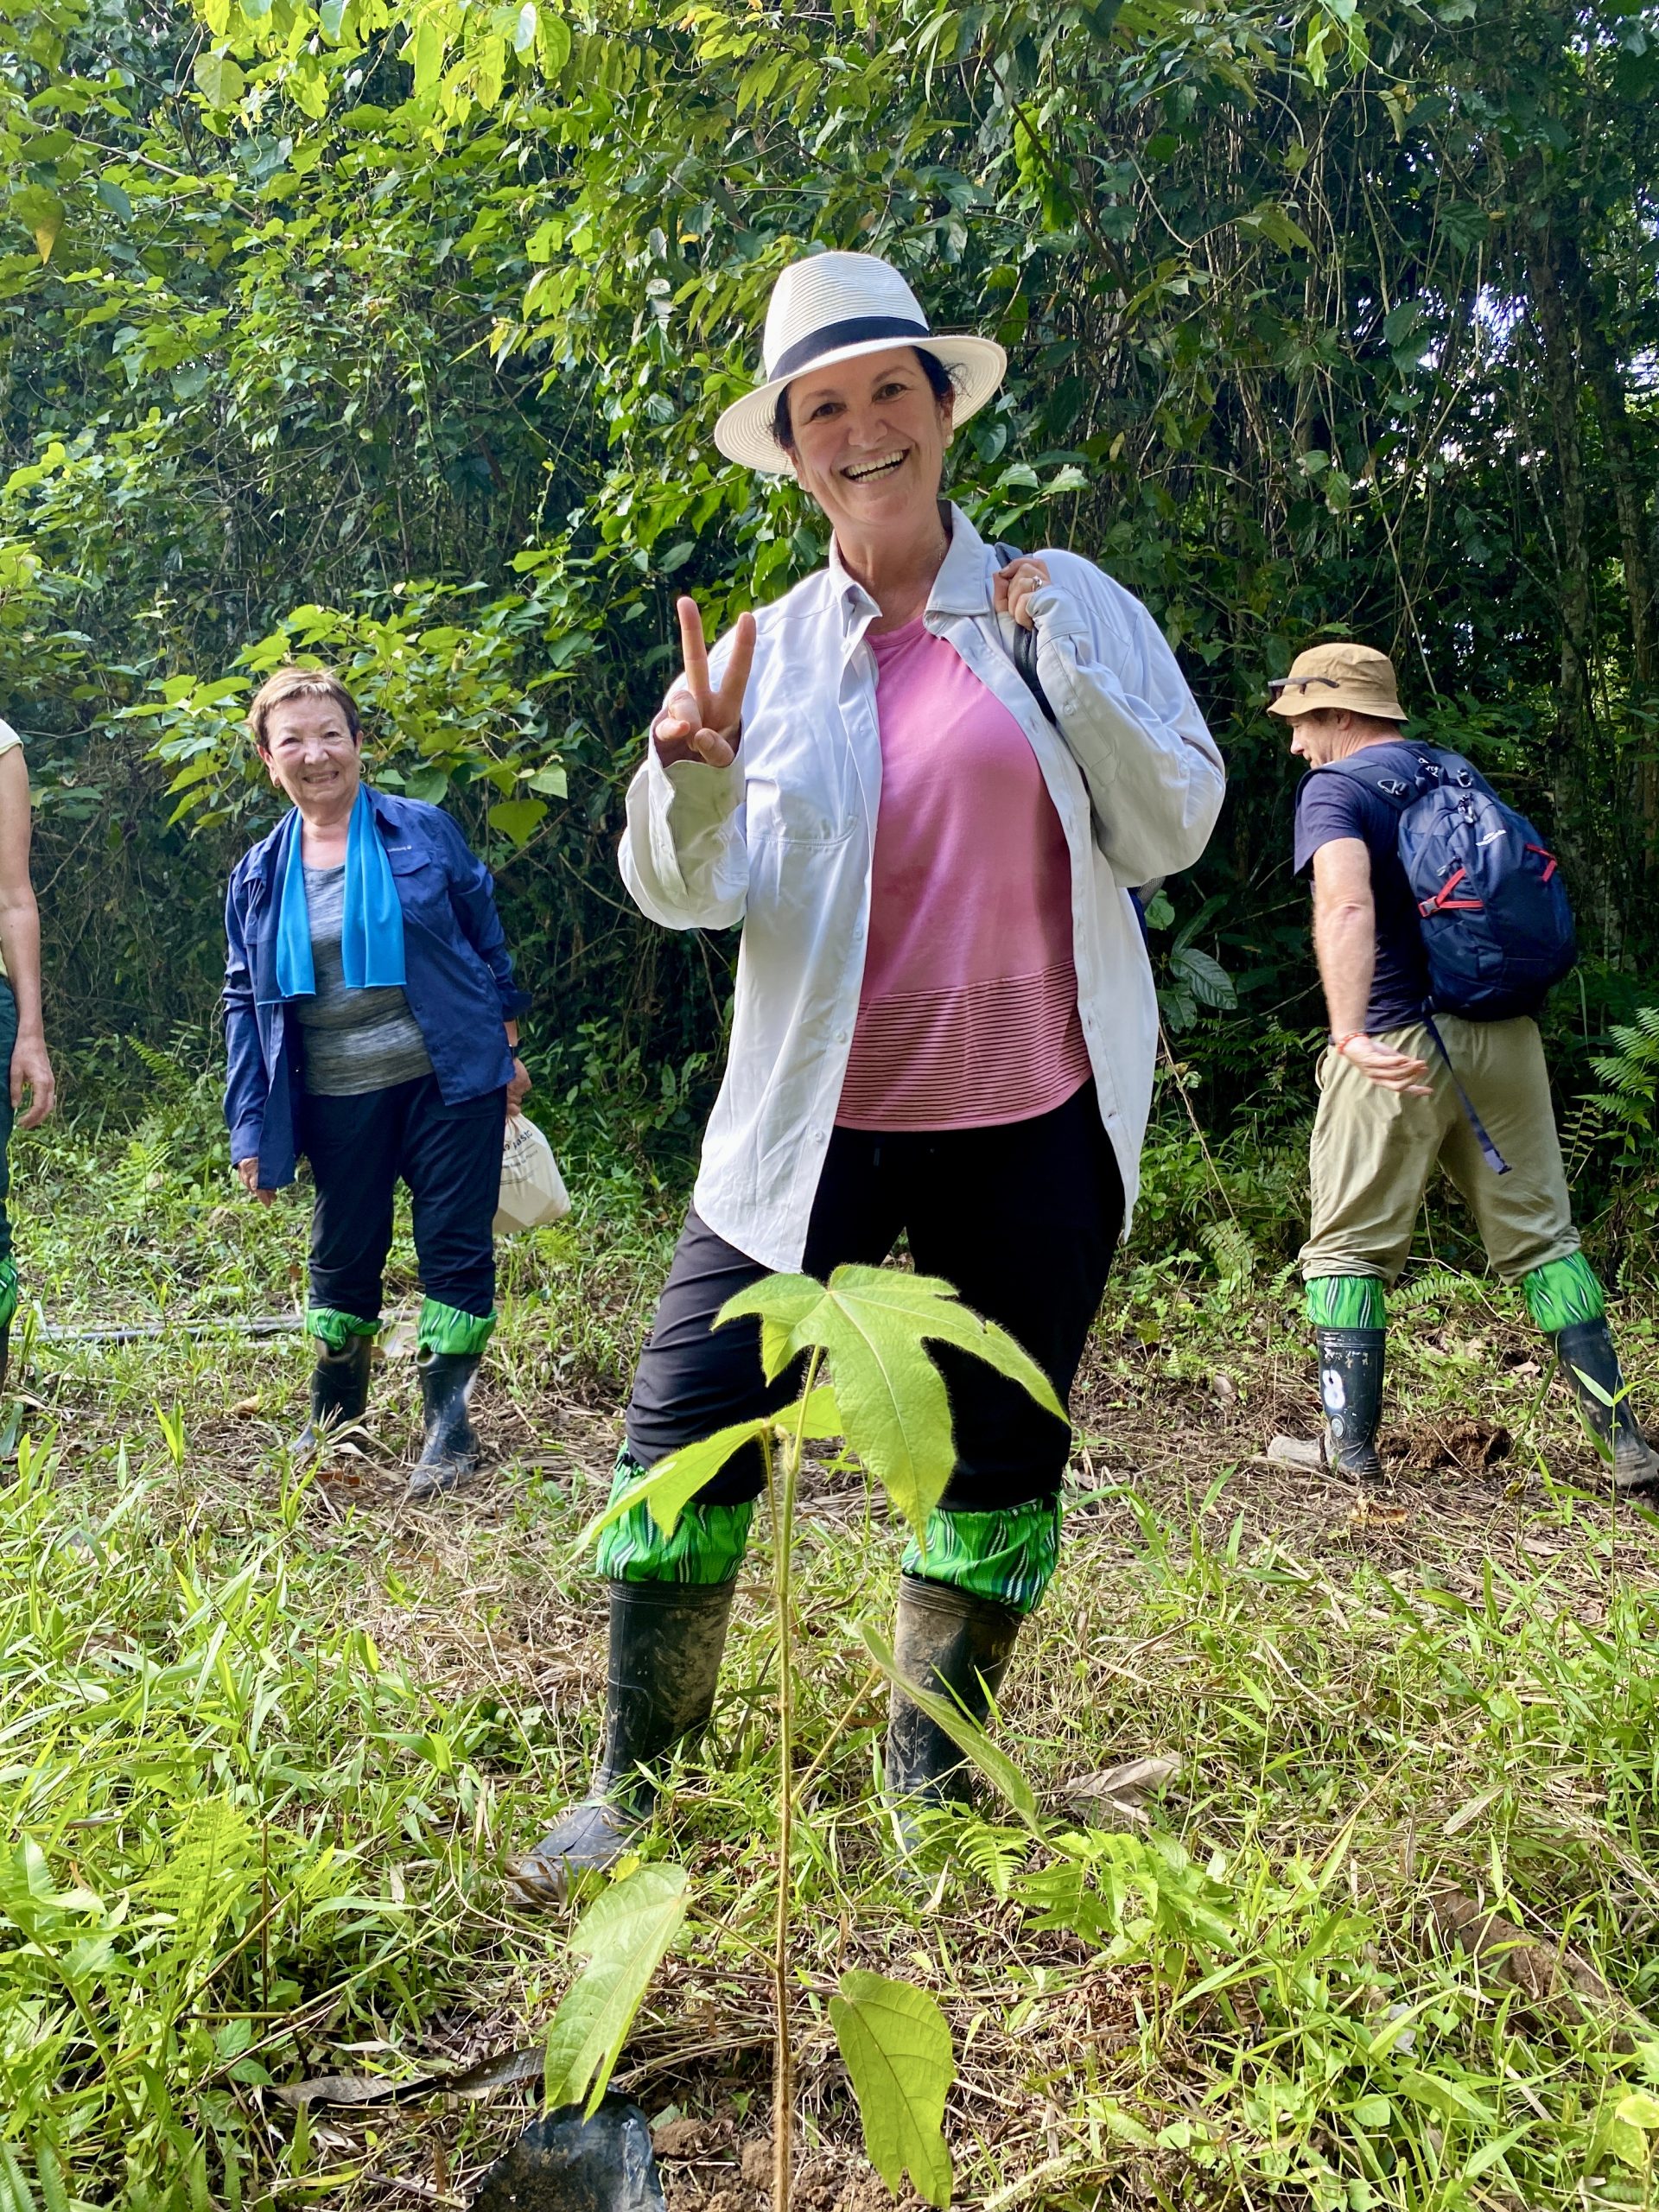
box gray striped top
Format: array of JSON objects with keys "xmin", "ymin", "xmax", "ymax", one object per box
[{"xmin": 295, "ymin": 862, "xmax": 434, "ymax": 1097}]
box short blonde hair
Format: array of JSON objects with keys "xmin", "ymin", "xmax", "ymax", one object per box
[{"xmin": 247, "ymin": 664, "xmax": 362, "ymax": 755}]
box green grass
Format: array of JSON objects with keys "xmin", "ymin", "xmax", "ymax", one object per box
[{"xmin": 4, "ymin": 1054, "xmax": 1659, "ymax": 2209}]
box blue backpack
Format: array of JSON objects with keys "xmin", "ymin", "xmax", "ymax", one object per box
[{"xmin": 1321, "ymin": 747, "xmax": 1578, "ymax": 1021}]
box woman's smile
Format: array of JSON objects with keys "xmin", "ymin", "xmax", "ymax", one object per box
[{"xmin": 840, "ymin": 448, "xmax": 910, "ymax": 483}]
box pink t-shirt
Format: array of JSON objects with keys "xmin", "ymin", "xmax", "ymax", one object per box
[{"xmin": 835, "ymin": 617, "xmax": 1093, "ymax": 1131}]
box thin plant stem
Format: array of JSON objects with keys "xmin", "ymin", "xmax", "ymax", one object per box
[
  {"xmin": 794, "ymin": 1662, "xmax": 883, "ymax": 1802},
  {"xmin": 770, "ymin": 1351, "xmax": 823, "ymax": 2212}
]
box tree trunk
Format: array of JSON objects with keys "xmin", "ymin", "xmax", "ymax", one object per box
[
  {"xmin": 1558, "ymin": 236, "xmax": 1658, "ymax": 870},
  {"xmin": 1525, "ymin": 219, "xmax": 1599, "ymax": 879}
]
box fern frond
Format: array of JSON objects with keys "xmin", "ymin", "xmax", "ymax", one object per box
[
  {"xmin": 953, "ymin": 1819, "xmax": 1031, "ymax": 1901},
  {"xmin": 1198, "ymin": 1220, "xmax": 1258, "ymax": 1288}
]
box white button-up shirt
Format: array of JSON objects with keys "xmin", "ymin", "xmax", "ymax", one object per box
[{"xmin": 620, "ymin": 505, "xmax": 1225, "ymax": 1273}]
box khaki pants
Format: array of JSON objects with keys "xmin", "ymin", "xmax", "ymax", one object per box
[{"xmin": 1300, "ymin": 1014, "xmax": 1580, "ymax": 1287}]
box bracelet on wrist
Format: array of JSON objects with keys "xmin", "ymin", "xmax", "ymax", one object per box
[{"xmin": 1332, "ymin": 1031, "xmax": 1364, "ymax": 1053}]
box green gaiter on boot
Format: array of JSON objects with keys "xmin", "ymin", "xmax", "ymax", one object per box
[
  {"xmin": 1522, "ymin": 1252, "xmax": 1605, "ymax": 1335},
  {"xmin": 0, "ymin": 1258, "xmax": 18, "ymax": 1334},
  {"xmin": 416, "ymin": 1297, "xmax": 495, "ymax": 1357},
  {"xmin": 596, "ymin": 1452, "xmax": 753, "ymax": 1586},
  {"xmin": 306, "ymin": 1306, "xmax": 379, "ymax": 1351},
  {"xmin": 1306, "ymin": 1276, "xmax": 1386, "ymax": 1330},
  {"xmin": 900, "ymin": 1498, "xmax": 1063, "ymax": 1616}
]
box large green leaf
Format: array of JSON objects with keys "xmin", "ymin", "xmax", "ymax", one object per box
[
  {"xmin": 543, "ymin": 1863, "xmax": 689, "ymax": 2115},
  {"xmin": 487, "ymin": 796, "xmax": 548, "ymax": 847},
  {"xmin": 192, "ymin": 50, "xmax": 246, "ymax": 109},
  {"xmin": 718, "ymin": 1271, "xmax": 822, "ymax": 1383},
  {"xmin": 862, "ymin": 1625, "xmax": 1038, "ymax": 1827},
  {"xmin": 829, "ymin": 1971, "xmax": 955, "ymax": 2209},
  {"xmin": 575, "ymin": 1418, "xmax": 768, "ymax": 1550},
  {"xmin": 573, "ymin": 1385, "xmax": 840, "ymax": 1558},
  {"xmin": 720, "ymin": 1266, "xmax": 1061, "ymax": 1540}
]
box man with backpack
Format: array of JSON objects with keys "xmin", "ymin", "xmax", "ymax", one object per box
[{"xmin": 1274, "ymin": 641, "xmax": 1656, "ymax": 1491}]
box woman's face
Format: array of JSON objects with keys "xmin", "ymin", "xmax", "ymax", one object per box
[
  {"xmin": 784, "ymin": 346, "xmax": 954, "ymax": 544},
  {"xmin": 261, "ymin": 694, "xmax": 362, "ymax": 819}
]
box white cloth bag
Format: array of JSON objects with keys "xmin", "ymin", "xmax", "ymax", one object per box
[{"xmin": 493, "ymin": 1111, "xmax": 570, "ymax": 1236}]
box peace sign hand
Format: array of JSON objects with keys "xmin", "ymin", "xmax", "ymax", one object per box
[{"xmin": 652, "ymin": 595, "xmax": 758, "ymax": 768}]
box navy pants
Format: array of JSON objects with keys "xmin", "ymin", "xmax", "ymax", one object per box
[
  {"xmin": 626, "ymin": 1082, "xmax": 1123, "ymax": 1511},
  {"xmin": 300, "ymin": 1073, "xmax": 505, "ymax": 1323}
]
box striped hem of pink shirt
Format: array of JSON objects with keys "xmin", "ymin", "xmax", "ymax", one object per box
[{"xmin": 835, "ymin": 963, "xmax": 1095, "ymax": 1132}]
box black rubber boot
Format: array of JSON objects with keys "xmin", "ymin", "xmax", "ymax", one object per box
[
  {"xmin": 408, "ymin": 1350, "xmax": 483, "ymax": 1497},
  {"xmin": 885, "ymin": 1573, "xmax": 1023, "ymax": 1846},
  {"xmin": 505, "ymin": 1577, "xmax": 737, "ymax": 1904},
  {"xmin": 0, "ymin": 1317, "xmax": 10, "ymax": 1398},
  {"xmin": 1554, "ymin": 1319, "xmax": 1659, "ymax": 1490},
  {"xmin": 1316, "ymin": 1327, "xmax": 1386, "ymax": 1479},
  {"xmin": 295, "ymin": 1333, "xmax": 372, "ymax": 1455}
]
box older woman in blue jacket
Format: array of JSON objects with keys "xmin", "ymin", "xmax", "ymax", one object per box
[{"xmin": 225, "ymin": 664, "xmax": 531, "ymax": 1492}]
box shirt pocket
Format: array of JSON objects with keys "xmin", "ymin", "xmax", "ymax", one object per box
[
  {"xmin": 386, "ymin": 844, "xmax": 452, "ymax": 921},
  {"xmin": 744, "ymin": 775, "xmax": 855, "ymax": 848}
]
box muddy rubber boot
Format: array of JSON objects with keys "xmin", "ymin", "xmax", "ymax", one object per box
[
  {"xmin": 505, "ymin": 1577, "xmax": 737, "ymax": 1905},
  {"xmin": 295, "ymin": 1333, "xmax": 373, "ymax": 1455},
  {"xmin": 407, "ymin": 1350, "xmax": 483, "ymax": 1497},
  {"xmin": 1554, "ymin": 1318, "xmax": 1659, "ymax": 1491},
  {"xmin": 1316, "ymin": 1327, "xmax": 1386, "ymax": 1480},
  {"xmin": 885, "ymin": 1573, "xmax": 1023, "ymax": 1849}
]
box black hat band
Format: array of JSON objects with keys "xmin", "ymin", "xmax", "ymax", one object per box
[{"xmin": 769, "ymin": 314, "xmax": 931, "ymax": 384}]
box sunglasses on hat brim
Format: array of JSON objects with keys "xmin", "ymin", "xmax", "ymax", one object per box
[{"xmin": 1267, "ymin": 674, "xmax": 1344, "ymax": 696}]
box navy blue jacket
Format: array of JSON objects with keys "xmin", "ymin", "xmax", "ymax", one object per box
[{"xmin": 224, "ymin": 789, "xmax": 531, "ymax": 1190}]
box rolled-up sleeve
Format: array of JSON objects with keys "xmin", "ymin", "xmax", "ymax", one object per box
[
  {"xmin": 619, "ymin": 632, "xmax": 751, "ymax": 930},
  {"xmin": 1027, "ymin": 560, "xmax": 1224, "ymax": 886}
]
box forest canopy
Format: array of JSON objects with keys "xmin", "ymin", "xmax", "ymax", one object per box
[{"xmin": 1, "ymin": 0, "xmax": 1655, "ymax": 1205}]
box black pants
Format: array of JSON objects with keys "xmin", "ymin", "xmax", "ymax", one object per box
[
  {"xmin": 626, "ymin": 1082, "xmax": 1123, "ymax": 1511},
  {"xmin": 300, "ymin": 1074, "xmax": 505, "ymax": 1323}
]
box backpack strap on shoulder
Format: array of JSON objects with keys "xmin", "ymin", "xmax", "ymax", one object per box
[
  {"xmin": 1316, "ymin": 751, "xmax": 1434, "ymax": 810},
  {"xmin": 993, "ymin": 543, "xmax": 1058, "ymax": 727},
  {"xmin": 993, "ymin": 543, "xmax": 1157, "ymax": 941}
]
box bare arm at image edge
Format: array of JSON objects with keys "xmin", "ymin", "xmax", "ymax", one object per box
[
  {"xmin": 1309, "ymin": 836, "xmax": 1429, "ymax": 1095},
  {"xmin": 0, "ymin": 741, "xmax": 54, "ymax": 1128}
]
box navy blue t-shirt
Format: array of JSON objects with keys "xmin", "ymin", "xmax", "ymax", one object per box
[{"xmin": 1294, "ymin": 741, "xmax": 1431, "ymax": 1033}]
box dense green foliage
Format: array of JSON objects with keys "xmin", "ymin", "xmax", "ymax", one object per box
[{"xmin": 2, "ymin": 0, "xmax": 1656, "ymax": 1214}]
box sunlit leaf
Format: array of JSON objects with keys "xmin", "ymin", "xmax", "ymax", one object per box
[
  {"xmin": 721, "ymin": 1266, "xmax": 1061, "ymax": 1541},
  {"xmin": 12, "ymin": 185, "xmax": 64, "ymax": 264},
  {"xmin": 830, "ymin": 1971, "xmax": 954, "ymax": 2209},
  {"xmin": 575, "ymin": 1418, "xmax": 768, "ymax": 1551},
  {"xmin": 193, "ymin": 50, "xmax": 246, "ymax": 107},
  {"xmin": 543, "ymin": 1864, "xmax": 689, "ymax": 2114}
]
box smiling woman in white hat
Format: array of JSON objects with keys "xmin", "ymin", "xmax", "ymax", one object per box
[{"xmin": 508, "ymin": 249, "xmax": 1226, "ymax": 1901}]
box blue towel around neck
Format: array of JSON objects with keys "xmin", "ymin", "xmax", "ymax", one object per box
[{"xmin": 273, "ymin": 785, "xmax": 408, "ymax": 999}]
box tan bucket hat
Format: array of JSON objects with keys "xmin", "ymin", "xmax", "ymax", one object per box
[{"xmin": 1266, "ymin": 642, "xmax": 1407, "ymax": 721}]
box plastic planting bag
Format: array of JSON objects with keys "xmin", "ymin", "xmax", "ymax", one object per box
[
  {"xmin": 472, "ymin": 2096, "xmax": 665, "ymax": 2212},
  {"xmin": 493, "ymin": 1111, "xmax": 571, "ymax": 1237}
]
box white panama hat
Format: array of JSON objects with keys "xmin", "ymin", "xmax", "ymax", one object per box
[{"xmin": 713, "ymin": 250, "xmax": 1007, "ymax": 474}]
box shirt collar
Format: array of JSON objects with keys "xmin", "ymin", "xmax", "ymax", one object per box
[
  {"xmin": 829, "ymin": 502, "xmax": 992, "ymax": 631},
  {"xmin": 927, "ymin": 503, "xmax": 992, "ymax": 616},
  {"xmin": 248, "ymin": 782, "xmax": 397, "ymax": 885}
]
